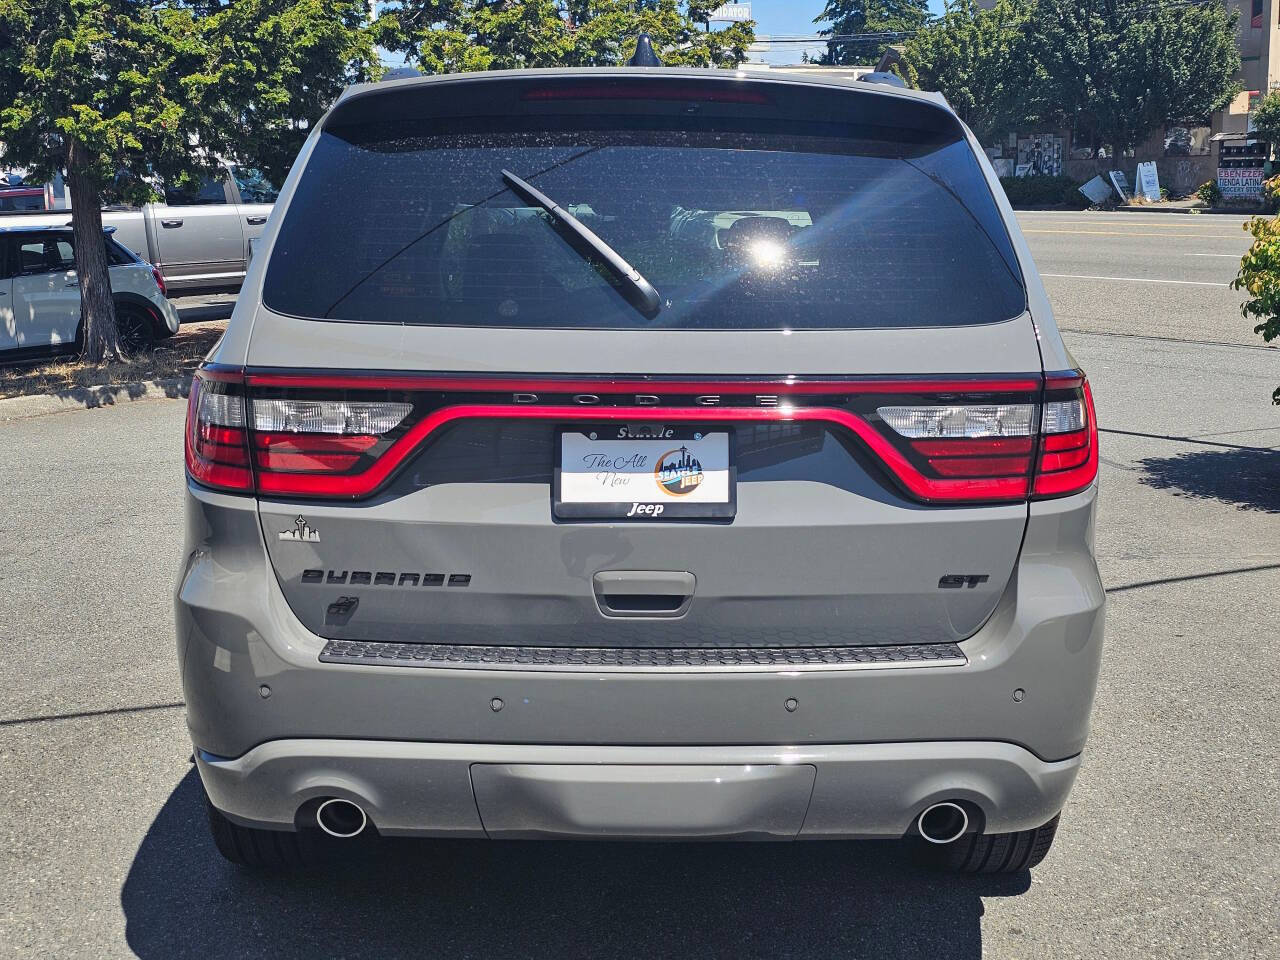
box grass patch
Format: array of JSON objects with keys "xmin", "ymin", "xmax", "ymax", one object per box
[{"xmin": 0, "ymin": 319, "xmax": 226, "ymax": 400}]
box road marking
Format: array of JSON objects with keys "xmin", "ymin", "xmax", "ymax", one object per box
[
  {"xmin": 1016, "ymin": 215, "xmax": 1249, "ymax": 227},
  {"xmin": 1042, "ymin": 273, "xmax": 1229, "ymax": 287},
  {"xmin": 1187, "ymin": 253, "xmax": 1243, "ymax": 257},
  {"xmin": 1023, "ymin": 228, "xmax": 1244, "ymax": 239}
]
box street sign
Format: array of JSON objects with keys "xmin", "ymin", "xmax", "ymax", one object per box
[
  {"xmin": 709, "ymin": 3, "xmax": 752, "ymax": 22},
  {"xmin": 1135, "ymin": 162, "xmax": 1160, "ymax": 201},
  {"xmin": 1079, "ymin": 175, "xmax": 1114, "ymax": 205}
]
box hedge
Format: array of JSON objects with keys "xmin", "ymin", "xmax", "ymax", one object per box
[{"xmin": 998, "ymin": 175, "xmax": 1090, "ymax": 209}]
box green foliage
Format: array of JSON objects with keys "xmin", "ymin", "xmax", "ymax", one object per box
[
  {"xmin": 1251, "ymin": 90, "xmax": 1280, "ymax": 154},
  {"xmin": 899, "ymin": 0, "xmax": 1031, "ymax": 143},
  {"xmin": 1196, "ymin": 180, "xmax": 1223, "ymax": 206},
  {"xmin": 1263, "ymin": 175, "xmax": 1280, "ymax": 213},
  {"xmin": 814, "ymin": 0, "xmax": 931, "ymax": 64},
  {"xmin": 0, "ymin": 0, "xmax": 376, "ymax": 361},
  {"xmin": 998, "ymin": 175, "xmax": 1088, "ymax": 209},
  {"xmin": 197, "ymin": 1, "xmax": 379, "ymax": 188},
  {"xmin": 1026, "ymin": 0, "xmax": 1240, "ymax": 155},
  {"xmin": 377, "ymin": 1, "xmax": 754, "ymax": 73},
  {"xmin": 1231, "ymin": 217, "xmax": 1280, "ymax": 402},
  {"xmin": 899, "ymin": 0, "xmax": 1240, "ymax": 157}
]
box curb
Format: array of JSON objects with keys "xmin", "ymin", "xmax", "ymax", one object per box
[
  {"xmin": 1113, "ymin": 204, "xmax": 1262, "ymax": 216},
  {"xmin": 0, "ymin": 375, "xmax": 192, "ymax": 422}
]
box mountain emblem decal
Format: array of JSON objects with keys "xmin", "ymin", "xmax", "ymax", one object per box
[{"xmin": 279, "ymin": 516, "xmax": 320, "ymax": 542}]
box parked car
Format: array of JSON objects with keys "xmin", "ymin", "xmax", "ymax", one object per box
[
  {"xmin": 0, "ymin": 183, "xmax": 48, "ymax": 212},
  {"xmin": 8, "ymin": 162, "xmax": 276, "ymax": 293},
  {"xmin": 179, "ymin": 67, "xmax": 1104, "ymax": 872},
  {"xmin": 0, "ymin": 224, "xmax": 179, "ymax": 359}
]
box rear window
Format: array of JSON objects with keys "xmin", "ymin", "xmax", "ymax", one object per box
[{"xmin": 264, "ymin": 116, "xmax": 1025, "ymax": 330}]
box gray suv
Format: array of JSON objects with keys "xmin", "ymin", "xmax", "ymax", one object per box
[{"xmin": 177, "ymin": 68, "xmax": 1104, "ymax": 872}]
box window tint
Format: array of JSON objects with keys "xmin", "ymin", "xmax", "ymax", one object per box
[
  {"xmin": 52, "ymin": 239, "xmax": 75, "ymax": 269},
  {"xmin": 163, "ymin": 177, "xmax": 227, "ymax": 206},
  {"xmin": 107, "ymin": 239, "xmax": 136, "ymax": 265},
  {"xmin": 0, "ymin": 190, "xmax": 44, "ymax": 211},
  {"xmin": 16, "ymin": 239, "xmax": 55, "ymax": 275},
  {"xmin": 265, "ymin": 119, "xmax": 1024, "ymax": 330},
  {"xmin": 230, "ymin": 165, "xmax": 279, "ymax": 204}
]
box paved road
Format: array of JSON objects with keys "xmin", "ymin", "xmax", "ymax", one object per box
[
  {"xmin": 1016, "ymin": 209, "xmax": 1260, "ymax": 346},
  {"xmin": 2, "ymin": 212, "xmax": 1278, "ymax": 958}
]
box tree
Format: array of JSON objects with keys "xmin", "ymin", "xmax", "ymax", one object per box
[
  {"xmin": 899, "ymin": 0, "xmax": 1035, "ymax": 143},
  {"xmin": 1028, "ymin": 0, "xmax": 1239, "ymax": 157},
  {"xmin": 379, "ymin": 1, "xmax": 754, "ymax": 73},
  {"xmin": 814, "ymin": 0, "xmax": 931, "ymax": 65},
  {"xmin": 1232, "ymin": 216, "xmax": 1280, "ymax": 403},
  {"xmin": 1250, "ymin": 89, "xmax": 1280, "ymax": 155},
  {"xmin": 0, "ymin": 1, "xmax": 202, "ymax": 362},
  {"xmin": 0, "ymin": 1, "xmax": 376, "ymax": 363},
  {"xmin": 196, "ymin": 1, "xmax": 379, "ymax": 188}
]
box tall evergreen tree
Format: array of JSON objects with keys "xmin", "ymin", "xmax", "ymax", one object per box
[{"xmin": 814, "ymin": 0, "xmax": 931, "ymax": 65}]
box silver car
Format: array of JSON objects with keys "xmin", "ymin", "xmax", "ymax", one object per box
[{"xmin": 177, "ymin": 68, "xmax": 1104, "ymax": 872}]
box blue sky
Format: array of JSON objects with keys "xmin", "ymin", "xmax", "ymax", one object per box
[
  {"xmin": 748, "ymin": 0, "xmax": 945, "ymax": 33},
  {"xmin": 742, "ymin": 1, "xmax": 945, "ymax": 64}
]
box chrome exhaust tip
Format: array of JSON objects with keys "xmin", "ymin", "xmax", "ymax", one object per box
[
  {"xmin": 316, "ymin": 798, "xmax": 368, "ymax": 838},
  {"xmin": 917, "ymin": 801, "xmax": 969, "ymax": 844}
]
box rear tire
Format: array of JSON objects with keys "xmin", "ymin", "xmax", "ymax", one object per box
[
  {"xmin": 115, "ymin": 304, "xmax": 157, "ymax": 354},
  {"xmin": 205, "ymin": 797, "xmax": 311, "ymax": 869},
  {"xmin": 928, "ymin": 814, "xmax": 1060, "ymax": 873}
]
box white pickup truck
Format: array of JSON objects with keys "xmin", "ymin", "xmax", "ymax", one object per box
[{"xmin": 11, "ymin": 162, "xmax": 276, "ymax": 294}]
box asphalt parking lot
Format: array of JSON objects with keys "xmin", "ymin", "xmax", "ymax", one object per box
[{"xmin": 1, "ymin": 210, "xmax": 1277, "ymax": 958}]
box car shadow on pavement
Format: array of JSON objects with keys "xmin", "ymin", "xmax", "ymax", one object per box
[
  {"xmin": 122, "ymin": 770, "xmax": 1029, "ymax": 960},
  {"xmin": 1138, "ymin": 447, "xmax": 1280, "ymax": 513}
]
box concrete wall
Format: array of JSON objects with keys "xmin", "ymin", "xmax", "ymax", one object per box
[{"xmin": 1063, "ymin": 155, "xmax": 1216, "ymax": 197}]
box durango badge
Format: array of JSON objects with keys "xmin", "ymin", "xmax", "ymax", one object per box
[{"xmin": 654, "ymin": 446, "xmax": 705, "ymax": 496}]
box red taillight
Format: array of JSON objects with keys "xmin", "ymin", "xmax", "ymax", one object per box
[
  {"xmin": 184, "ymin": 370, "xmax": 252, "ymax": 492},
  {"xmin": 1032, "ymin": 379, "xmax": 1098, "ymax": 498},
  {"xmin": 183, "ymin": 370, "xmax": 1097, "ymax": 504},
  {"xmin": 876, "ymin": 401, "xmax": 1038, "ymax": 499},
  {"xmin": 150, "ymin": 263, "xmax": 166, "ymax": 298}
]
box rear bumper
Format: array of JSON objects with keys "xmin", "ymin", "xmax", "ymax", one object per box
[
  {"xmin": 199, "ymin": 738, "xmax": 1080, "ymax": 839},
  {"xmin": 177, "ymin": 480, "xmax": 1104, "ymax": 836}
]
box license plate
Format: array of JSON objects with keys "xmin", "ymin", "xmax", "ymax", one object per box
[{"xmin": 554, "ymin": 426, "xmax": 736, "ymax": 520}]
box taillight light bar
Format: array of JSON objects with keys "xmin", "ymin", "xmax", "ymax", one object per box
[{"xmin": 183, "ymin": 369, "xmax": 1097, "ymax": 503}]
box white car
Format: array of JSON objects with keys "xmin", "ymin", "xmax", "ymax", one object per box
[{"xmin": 0, "ymin": 223, "xmax": 180, "ymax": 359}]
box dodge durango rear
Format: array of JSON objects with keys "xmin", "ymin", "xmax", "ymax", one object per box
[{"xmin": 176, "ymin": 67, "xmax": 1104, "ymax": 873}]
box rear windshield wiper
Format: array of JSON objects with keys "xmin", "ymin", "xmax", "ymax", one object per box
[{"xmin": 501, "ymin": 168, "xmax": 662, "ymax": 319}]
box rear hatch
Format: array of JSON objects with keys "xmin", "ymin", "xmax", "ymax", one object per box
[{"xmin": 225, "ymin": 72, "xmax": 1059, "ymax": 650}]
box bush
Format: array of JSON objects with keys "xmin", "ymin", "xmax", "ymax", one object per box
[
  {"xmin": 1196, "ymin": 180, "xmax": 1223, "ymax": 205},
  {"xmin": 999, "ymin": 175, "xmax": 1089, "ymax": 208},
  {"xmin": 1230, "ymin": 216, "xmax": 1280, "ymax": 403},
  {"xmin": 1263, "ymin": 175, "xmax": 1280, "ymax": 213}
]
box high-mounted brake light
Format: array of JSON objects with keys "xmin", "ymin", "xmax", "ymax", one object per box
[{"xmin": 521, "ymin": 85, "xmax": 772, "ymax": 105}]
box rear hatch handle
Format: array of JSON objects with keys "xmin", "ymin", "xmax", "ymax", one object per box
[{"xmin": 593, "ymin": 570, "xmax": 695, "ymax": 619}]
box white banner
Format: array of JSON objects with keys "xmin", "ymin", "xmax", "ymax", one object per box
[{"xmin": 709, "ymin": 3, "xmax": 752, "ymax": 22}]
